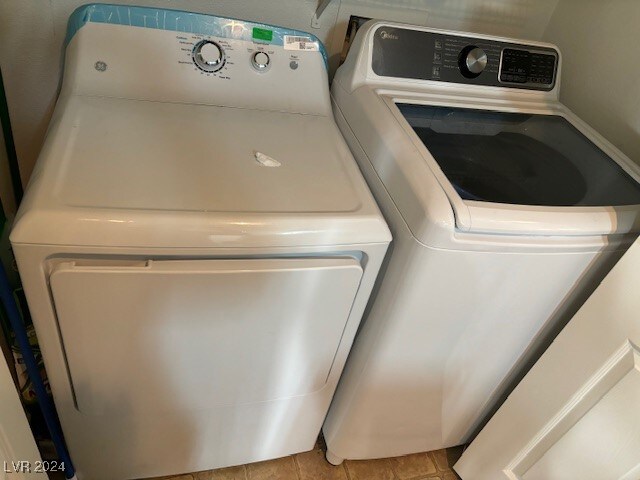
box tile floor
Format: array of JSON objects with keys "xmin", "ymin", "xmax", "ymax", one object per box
[
  {"xmin": 151, "ymin": 438, "xmax": 464, "ymax": 480},
  {"xmin": 47, "ymin": 437, "xmax": 463, "ymax": 480}
]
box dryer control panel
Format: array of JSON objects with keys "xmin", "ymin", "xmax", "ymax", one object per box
[
  {"xmin": 371, "ymin": 26, "xmax": 558, "ymax": 91},
  {"xmin": 63, "ymin": 5, "xmax": 330, "ymax": 115}
]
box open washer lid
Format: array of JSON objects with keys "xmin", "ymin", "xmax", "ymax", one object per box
[
  {"xmin": 392, "ymin": 101, "xmax": 640, "ymax": 237},
  {"xmin": 11, "ymin": 95, "xmax": 389, "ymax": 248},
  {"xmin": 399, "ymin": 104, "xmax": 640, "ymax": 208}
]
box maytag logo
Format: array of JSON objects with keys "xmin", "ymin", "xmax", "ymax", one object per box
[{"xmin": 379, "ymin": 30, "xmax": 399, "ymax": 40}]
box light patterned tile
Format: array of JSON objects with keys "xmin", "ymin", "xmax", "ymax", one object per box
[
  {"xmin": 246, "ymin": 456, "xmax": 298, "ymax": 480},
  {"xmin": 345, "ymin": 458, "xmax": 395, "ymax": 480},
  {"xmin": 296, "ymin": 448, "xmax": 348, "ymax": 480},
  {"xmin": 390, "ymin": 452, "xmax": 438, "ymax": 479},
  {"xmin": 140, "ymin": 440, "xmax": 468, "ymax": 480},
  {"xmin": 195, "ymin": 465, "xmax": 247, "ymax": 480}
]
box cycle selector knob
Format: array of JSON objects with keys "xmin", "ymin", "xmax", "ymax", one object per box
[
  {"xmin": 252, "ymin": 51, "xmax": 271, "ymax": 71},
  {"xmin": 193, "ymin": 40, "xmax": 225, "ymax": 72},
  {"xmin": 459, "ymin": 45, "xmax": 487, "ymax": 79}
]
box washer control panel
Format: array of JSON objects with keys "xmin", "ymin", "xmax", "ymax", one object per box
[
  {"xmin": 499, "ymin": 48, "xmax": 557, "ymax": 87},
  {"xmin": 371, "ymin": 26, "xmax": 558, "ymax": 91}
]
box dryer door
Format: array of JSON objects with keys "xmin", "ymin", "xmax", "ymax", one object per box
[{"xmin": 49, "ymin": 257, "xmax": 363, "ymax": 415}]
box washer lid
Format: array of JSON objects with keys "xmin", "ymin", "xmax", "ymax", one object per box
[
  {"xmin": 11, "ymin": 95, "xmax": 390, "ymax": 248},
  {"xmin": 395, "ymin": 103, "xmax": 640, "ymax": 236},
  {"xmin": 399, "ymin": 104, "xmax": 640, "ymax": 207}
]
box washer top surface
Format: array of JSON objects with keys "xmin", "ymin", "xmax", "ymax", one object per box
[{"xmin": 11, "ymin": 7, "xmax": 389, "ymax": 249}]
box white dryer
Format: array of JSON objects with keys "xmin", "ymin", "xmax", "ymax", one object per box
[
  {"xmin": 10, "ymin": 5, "xmax": 390, "ymax": 479},
  {"xmin": 323, "ymin": 21, "xmax": 640, "ymax": 463}
]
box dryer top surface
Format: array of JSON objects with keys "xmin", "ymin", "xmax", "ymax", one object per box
[{"xmin": 12, "ymin": 95, "xmax": 389, "ymax": 248}]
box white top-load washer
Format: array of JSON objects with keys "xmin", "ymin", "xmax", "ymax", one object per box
[
  {"xmin": 10, "ymin": 5, "xmax": 390, "ymax": 479},
  {"xmin": 323, "ymin": 21, "xmax": 640, "ymax": 463}
]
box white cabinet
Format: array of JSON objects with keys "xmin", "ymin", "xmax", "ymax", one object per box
[{"xmin": 455, "ymin": 238, "xmax": 640, "ymax": 480}]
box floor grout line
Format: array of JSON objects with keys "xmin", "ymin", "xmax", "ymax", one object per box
[
  {"xmin": 343, "ymin": 460, "xmax": 352, "ymax": 480},
  {"xmin": 292, "ymin": 453, "xmax": 302, "ymax": 480}
]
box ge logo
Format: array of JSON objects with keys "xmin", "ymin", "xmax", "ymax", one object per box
[{"xmin": 94, "ymin": 61, "xmax": 107, "ymax": 72}]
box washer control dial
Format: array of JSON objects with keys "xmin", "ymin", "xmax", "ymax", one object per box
[
  {"xmin": 459, "ymin": 45, "xmax": 487, "ymax": 78},
  {"xmin": 252, "ymin": 51, "xmax": 271, "ymax": 71},
  {"xmin": 193, "ymin": 40, "xmax": 225, "ymax": 72}
]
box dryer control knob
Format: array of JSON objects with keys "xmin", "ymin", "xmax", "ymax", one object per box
[
  {"xmin": 252, "ymin": 51, "xmax": 271, "ymax": 71},
  {"xmin": 459, "ymin": 46, "xmax": 487, "ymax": 79},
  {"xmin": 193, "ymin": 40, "xmax": 225, "ymax": 72}
]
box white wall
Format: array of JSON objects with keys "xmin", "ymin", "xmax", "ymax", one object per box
[
  {"xmin": 543, "ymin": 0, "xmax": 640, "ymax": 166},
  {"xmin": 0, "ymin": 0, "xmax": 560, "ymax": 190},
  {"xmin": 327, "ymin": 0, "xmax": 559, "ymax": 73}
]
